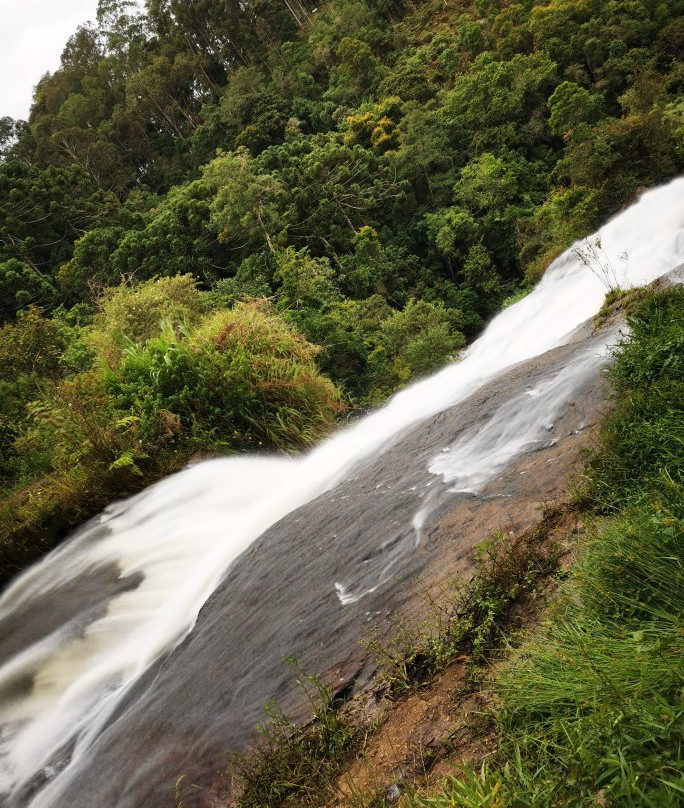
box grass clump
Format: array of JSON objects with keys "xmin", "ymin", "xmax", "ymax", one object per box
[
  {"xmin": 418, "ymin": 495, "xmax": 684, "ymax": 808},
  {"xmin": 368, "ymin": 517, "xmax": 564, "ymax": 696},
  {"xmin": 583, "ymin": 285, "xmax": 684, "ymax": 511},
  {"xmin": 499, "ymin": 497, "xmax": 684, "ymax": 806},
  {"xmin": 224, "ymin": 662, "xmax": 360, "ymax": 808}
]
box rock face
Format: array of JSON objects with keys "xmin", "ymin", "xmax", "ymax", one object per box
[{"xmin": 41, "ymin": 319, "xmax": 618, "ymax": 808}]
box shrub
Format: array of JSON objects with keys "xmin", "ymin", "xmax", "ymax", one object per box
[
  {"xmin": 87, "ymin": 274, "xmax": 210, "ymax": 367},
  {"xmin": 106, "ymin": 300, "xmax": 344, "ymax": 453},
  {"xmin": 225, "ymin": 663, "xmax": 359, "ymax": 808},
  {"xmin": 0, "ymin": 284, "xmax": 344, "ymax": 578}
]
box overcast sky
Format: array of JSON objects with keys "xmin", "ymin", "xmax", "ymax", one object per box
[{"xmin": 0, "ymin": 0, "xmax": 100, "ymax": 120}]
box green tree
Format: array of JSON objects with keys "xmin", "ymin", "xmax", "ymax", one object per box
[
  {"xmin": 442, "ymin": 51, "xmax": 557, "ymax": 153},
  {"xmin": 325, "ymin": 37, "xmax": 385, "ymax": 106},
  {"xmin": 274, "ymin": 247, "xmax": 339, "ymax": 310},
  {"xmin": 425, "ymin": 206, "xmax": 479, "ymax": 263},
  {"xmin": 453, "ymin": 153, "xmax": 520, "ymax": 214},
  {"xmin": 257, "ymin": 136, "xmax": 403, "ymax": 257},
  {"xmin": 208, "ymin": 148, "xmax": 288, "ymax": 256},
  {"xmin": 0, "ymin": 118, "xmax": 27, "ymax": 161},
  {"xmin": 0, "ymin": 161, "xmax": 120, "ymax": 318},
  {"xmin": 368, "ymin": 298, "xmax": 465, "ymax": 399},
  {"xmin": 547, "ymin": 81, "xmax": 604, "ymax": 137}
]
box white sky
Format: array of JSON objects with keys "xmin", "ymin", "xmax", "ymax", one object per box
[{"xmin": 0, "ymin": 0, "xmax": 100, "ymax": 120}]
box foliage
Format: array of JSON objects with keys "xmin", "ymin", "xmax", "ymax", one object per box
[
  {"xmin": 0, "ymin": 279, "xmax": 342, "ymax": 580},
  {"xmin": 224, "ymin": 662, "xmax": 360, "ymax": 808},
  {"xmin": 0, "ymin": 307, "xmax": 78, "ymax": 484},
  {"xmin": 0, "ymin": 0, "xmax": 682, "ymax": 577},
  {"xmin": 106, "ymin": 299, "xmax": 343, "ymax": 453},
  {"xmin": 0, "ymin": 0, "xmax": 679, "ymax": 367},
  {"xmin": 86, "ymin": 274, "xmax": 209, "ymax": 366},
  {"xmin": 572, "ymin": 236, "xmax": 629, "ymax": 292},
  {"xmin": 367, "ymin": 298, "xmax": 465, "ymax": 400},
  {"xmin": 584, "ymin": 286, "xmax": 684, "ymax": 509}
]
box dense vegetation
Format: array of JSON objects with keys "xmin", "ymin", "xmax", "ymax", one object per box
[
  {"xmin": 0, "ymin": 278, "xmax": 342, "ymax": 576},
  {"xmin": 0, "ymin": 0, "xmax": 682, "ymax": 573}
]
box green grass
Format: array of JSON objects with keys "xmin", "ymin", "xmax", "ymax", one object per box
[
  {"xmin": 583, "ymin": 286, "xmax": 684, "ymax": 511},
  {"xmin": 219, "ymin": 662, "xmax": 361, "ymax": 808},
  {"xmin": 415, "ymin": 494, "xmax": 684, "ymax": 808}
]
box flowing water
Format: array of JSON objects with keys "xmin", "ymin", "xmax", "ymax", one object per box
[{"xmin": 0, "ymin": 178, "xmax": 683, "ymax": 807}]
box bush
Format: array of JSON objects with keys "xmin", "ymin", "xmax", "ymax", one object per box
[
  {"xmin": 87, "ymin": 274, "xmax": 210, "ymax": 367},
  {"xmin": 106, "ymin": 300, "xmax": 343, "ymax": 453},
  {"xmin": 225, "ymin": 663, "xmax": 359, "ymax": 808},
  {"xmin": 367, "ymin": 298, "xmax": 465, "ymax": 400},
  {"xmin": 0, "ymin": 282, "xmax": 344, "ymax": 579}
]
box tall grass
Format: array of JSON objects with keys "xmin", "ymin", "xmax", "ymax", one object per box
[
  {"xmin": 583, "ymin": 286, "xmax": 684, "ymax": 511},
  {"xmin": 366, "ymin": 520, "xmax": 563, "ymax": 696}
]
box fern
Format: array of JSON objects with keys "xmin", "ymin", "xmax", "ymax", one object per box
[{"xmin": 108, "ymin": 449, "xmax": 144, "ymax": 475}]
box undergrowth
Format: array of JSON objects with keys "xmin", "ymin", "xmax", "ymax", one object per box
[
  {"xmin": 583, "ymin": 285, "xmax": 684, "ymax": 511},
  {"xmin": 366, "ymin": 514, "xmax": 565, "ymax": 695},
  {"xmin": 221, "ymin": 661, "xmax": 361, "ymax": 808}
]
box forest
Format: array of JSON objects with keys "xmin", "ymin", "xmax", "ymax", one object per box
[{"xmin": 0, "ymin": 0, "xmax": 682, "ymax": 573}]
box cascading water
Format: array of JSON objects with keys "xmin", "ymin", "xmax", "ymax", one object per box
[{"xmin": 0, "ymin": 178, "xmax": 683, "ymax": 807}]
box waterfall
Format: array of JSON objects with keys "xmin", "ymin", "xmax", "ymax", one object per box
[{"xmin": 0, "ymin": 178, "xmax": 683, "ymax": 807}]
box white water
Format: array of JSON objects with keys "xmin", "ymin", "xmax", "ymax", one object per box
[
  {"xmin": 428, "ymin": 337, "xmax": 612, "ymax": 494},
  {"xmin": 0, "ymin": 178, "xmax": 683, "ymax": 806}
]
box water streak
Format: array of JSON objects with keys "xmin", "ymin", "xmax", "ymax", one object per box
[{"xmin": 428, "ymin": 338, "xmax": 611, "ymax": 493}]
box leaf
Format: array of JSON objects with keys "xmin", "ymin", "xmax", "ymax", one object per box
[{"xmin": 108, "ymin": 449, "xmax": 143, "ymax": 475}]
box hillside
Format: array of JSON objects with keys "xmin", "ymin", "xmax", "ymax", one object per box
[
  {"xmin": 209, "ymin": 278, "xmax": 684, "ymax": 808},
  {"xmin": 0, "ymin": 2, "xmax": 682, "ymax": 806},
  {"xmin": 0, "ymin": 0, "xmax": 682, "ymax": 573},
  {"xmin": 0, "ymin": 184, "xmax": 681, "ymax": 807}
]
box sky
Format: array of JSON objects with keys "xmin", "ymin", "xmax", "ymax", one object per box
[{"xmin": 0, "ymin": 0, "xmax": 100, "ymax": 120}]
